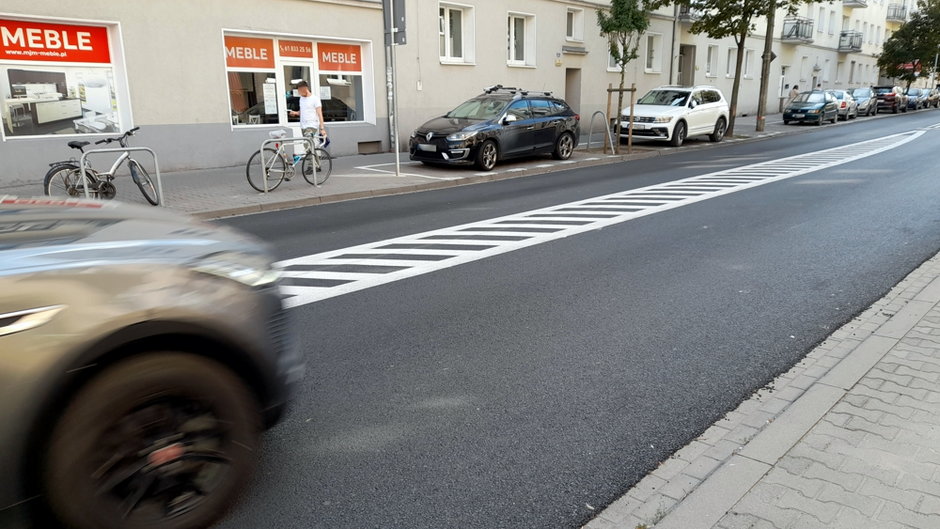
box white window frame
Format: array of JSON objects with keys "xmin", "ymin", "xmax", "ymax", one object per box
[
  {"xmin": 726, "ymin": 48, "xmax": 735, "ymax": 78},
  {"xmin": 507, "ymin": 12, "xmax": 536, "ymax": 67},
  {"xmin": 743, "ymin": 49, "xmax": 754, "ymax": 79},
  {"xmin": 705, "ymin": 45, "xmax": 718, "ymax": 78},
  {"xmin": 829, "ymin": 10, "xmax": 836, "ymax": 34},
  {"xmin": 566, "ymin": 8, "xmax": 584, "ymax": 42},
  {"xmin": 644, "ymin": 32, "xmax": 662, "ymax": 74},
  {"xmin": 818, "ymin": 7, "xmax": 826, "ymax": 33},
  {"xmin": 439, "ymin": 3, "xmax": 475, "ymax": 65}
]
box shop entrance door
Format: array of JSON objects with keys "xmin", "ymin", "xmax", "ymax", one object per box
[{"xmin": 283, "ymin": 63, "xmax": 313, "ymax": 126}]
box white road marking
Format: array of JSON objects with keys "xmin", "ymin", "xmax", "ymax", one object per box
[{"xmin": 278, "ymin": 131, "xmax": 924, "ymax": 308}]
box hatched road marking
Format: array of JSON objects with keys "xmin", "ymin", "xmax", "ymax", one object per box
[{"xmin": 278, "ymin": 130, "xmax": 924, "ymax": 308}]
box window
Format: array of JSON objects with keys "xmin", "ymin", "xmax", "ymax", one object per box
[
  {"xmin": 726, "ymin": 48, "xmax": 735, "ymax": 77},
  {"xmin": 818, "ymin": 8, "xmax": 826, "ymax": 33},
  {"xmin": 1, "ymin": 17, "xmax": 129, "ymax": 139},
  {"xmin": 823, "ymin": 59, "xmax": 830, "ymax": 82},
  {"xmin": 507, "ymin": 12, "xmax": 535, "ymax": 66},
  {"xmin": 529, "ymin": 99, "xmax": 552, "ymax": 117},
  {"xmin": 706, "ymin": 45, "xmax": 718, "ymax": 77},
  {"xmin": 829, "ymin": 11, "xmax": 836, "ymax": 34},
  {"xmin": 505, "ymin": 100, "xmax": 531, "ymax": 120},
  {"xmin": 440, "ymin": 4, "xmax": 474, "ymax": 63},
  {"xmin": 645, "ymin": 33, "xmax": 662, "ymax": 73},
  {"xmin": 744, "ymin": 49, "xmax": 753, "ymax": 78},
  {"xmin": 566, "ymin": 8, "xmax": 584, "ymax": 41}
]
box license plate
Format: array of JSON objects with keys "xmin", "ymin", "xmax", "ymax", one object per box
[
  {"xmin": 417, "ymin": 144, "xmax": 437, "ymax": 152},
  {"xmin": 632, "ymin": 123, "xmax": 647, "ymax": 130},
  {"xmin": 792, "ymin": 113, "xmax": 804, "ymax": 118}
]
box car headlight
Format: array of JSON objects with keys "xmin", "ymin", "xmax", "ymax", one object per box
[
  {"xmin": 653, "ymin": 116, "xmax": 674, "ymax": 123},
  {"xmin": 192, "ymin": 251, "xmax": 281, "ymax": 287},
  {"xmin": 411, "ymin": 129, "xmax": 418, "ymax": 139},
  {"xmin": 446, "ymin": 131, "xmax": 478, "ymax": 141},
  {"xmin": 808, "ymin": 109, "xmax": 821, "ymax": 114}
]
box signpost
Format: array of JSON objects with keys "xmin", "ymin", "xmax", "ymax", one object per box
[{"xmin": 383, "ymin": 0, "xmax": 406, "ymax": 178}]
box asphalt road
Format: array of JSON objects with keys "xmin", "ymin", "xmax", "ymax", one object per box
[{"xmin": 219, "ymin": 110, "xmax": 940, "ymax": 529}]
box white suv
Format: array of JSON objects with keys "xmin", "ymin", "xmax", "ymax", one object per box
[{"xmin": 620, "ymin": 85, "xmax": 730, "ymax": 147}]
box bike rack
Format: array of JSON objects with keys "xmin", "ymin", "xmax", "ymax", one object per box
[
  {"xmin": 259, "ymin": 135, "xmax": 317, "ymax": 193},
  {"xmin": 79, "ymin": 147, "xmax": 166, "ymax": 206},
  {"xmin": 586, "ymin": 111, "xmax": 616, "ymax": 154}
]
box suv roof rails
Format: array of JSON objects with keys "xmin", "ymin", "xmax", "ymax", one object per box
[{"xmin": 483, "ymin": 84, "xmax": 553, "ymax": 97}]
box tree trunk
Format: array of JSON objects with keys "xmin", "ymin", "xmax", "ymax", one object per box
[
  {"xmin": 756, "ymin": 0, "xmax": 777, "ymax": 132},
  {"xmin": 615, "ymin": 69, "xmax": 626, "ymax": 155},
  {"xmin": 727, "ymin": 38, "xmax": 747, "ymax": 137}
]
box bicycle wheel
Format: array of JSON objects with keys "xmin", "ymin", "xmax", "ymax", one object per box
[
  {"xmin": 246, "ymin": 148, "xmax": 287, "ymax": 192},
  {"xmin": 128, "ymin": 160, "xmax": 159, "ymax": 206},
  {"xmin": 301, "ymin": 148, "xmax": 332, "ymax": 185},
  {"xmin": 44, "ymin": 164, "xmax": 94, "ymax": 198}
]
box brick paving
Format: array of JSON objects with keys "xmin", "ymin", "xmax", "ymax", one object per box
[{"xmin": 585, "ymin": 252, "xmax": 940, "ymax": 529}]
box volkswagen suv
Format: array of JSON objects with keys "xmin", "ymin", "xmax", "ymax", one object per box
[
  {"xmin": 409, "ymin": 85, "xmax": 580, "ymax": 171},
  {"xmin": 619, "ymin": 85, "xmax": 730, "ymax": 147}
]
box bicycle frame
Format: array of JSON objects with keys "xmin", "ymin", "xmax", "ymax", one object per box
[{"xmin": 258, "ymin": 135, "xmax": 317, "ymax": 192}]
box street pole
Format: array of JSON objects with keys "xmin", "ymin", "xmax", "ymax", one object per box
[
  {"xmin": 930, "ymin": 46, "xmax": 939, "ymax": 90},
  {"xmin": 756, "ymin": 0, "xmax": 777, "ymax": 132},
  {"xmin": 385, "ymin": 1, "xmax": 401, "ymax": 177}
]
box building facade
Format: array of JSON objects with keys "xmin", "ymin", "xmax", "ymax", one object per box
[{"xmin": 0, "ymin": 1, "xmax": 907, "ymax": 185}]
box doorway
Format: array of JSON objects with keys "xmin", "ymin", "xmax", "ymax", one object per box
[
  {"xmin": 678, "ymin": 45, "xmax": 696, "ymax": 86},
  {"xmin": 283, "ymin": 63, "xmax": 313, "ymax": 125},
  {"xmin": 565, "ymin": 68, "xmax": 581, "ymax": 114}
]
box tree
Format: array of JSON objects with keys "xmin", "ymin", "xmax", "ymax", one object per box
[
  {"xmin": 597, "ymin": 0, "xmax": 651, "ymax": 153},
  {"xmin": 877, "ymin": 0, "xmax": 940, "ymax": 87}
]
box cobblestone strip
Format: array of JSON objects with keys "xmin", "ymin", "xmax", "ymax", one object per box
[{"xmin": 584, "ymin": 252, "xmax": 940, "ymax": 529}]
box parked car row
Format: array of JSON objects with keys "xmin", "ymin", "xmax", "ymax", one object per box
[{"xmin": 783, "ymin": 85, "xmax": 938, "ymax": 126}]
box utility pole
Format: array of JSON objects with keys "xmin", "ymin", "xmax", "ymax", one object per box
[{"xmin": 756, "ymin": 0, "xmax": 777, "ymax": 132}]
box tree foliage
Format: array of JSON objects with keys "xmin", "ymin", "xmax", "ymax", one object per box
[
  {"xmin": 597, "ymin": 0, "xmax": 651, "ymax": 152},
  {"xmin": 877, "ymin": 0, "xmax": 940, "ymax": 86}
]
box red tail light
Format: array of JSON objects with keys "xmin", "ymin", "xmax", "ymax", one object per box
[
  {"xmin": 841, "ymin": 102, "xmax": 846, "ymax": 108},
  {"xmin": 574, "ymin": 114, "xmax": 580, "ymax": 121}
]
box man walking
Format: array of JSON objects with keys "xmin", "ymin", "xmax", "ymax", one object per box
[
  {"xmin": 788, "ymin": 85, "xmax": 800, "ymax": 103},
  {"xmin": 289, "ymin": 80, "xmax": 327, "ymax": 140}
]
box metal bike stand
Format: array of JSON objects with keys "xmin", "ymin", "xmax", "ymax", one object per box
[
  {"xmin": 259, "ymin": 136, "xmax": 317, "ymax": 193},
  {"xmin": 586, "ymin": 111, "xmax": 616, "ymax": 154},
  {"xmin": 79, "ymin": 147, "xmax": 166, "ymax": 206}
]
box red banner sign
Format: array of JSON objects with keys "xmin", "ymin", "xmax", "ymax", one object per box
[
  {"xmin": 224, "ymin": 35, "xmax": 274, "ymax": 69},
  {"xmin": 0, "ymin": 18, "xmax": 111, "ymax": 63},
  {"xmin": 279, "ymin": 39, "xmax": 313, "ymax": 58},
  {"xmin": 318, "ymin": 43, "xmax": 361, "ymax": 73}
]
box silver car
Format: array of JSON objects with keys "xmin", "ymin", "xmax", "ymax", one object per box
[
  {"xmin": 828, "ymin": 90, "xmax": 858, "ymax": 121},
  {"xmin": 0, "ymin": 197, "xmax": 302, "ymax": 529},
  {"xmin": 851, "ymin": 87, "xmax": 877, "ymax": 116}
]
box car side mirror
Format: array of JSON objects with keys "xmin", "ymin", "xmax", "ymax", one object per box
[
  {"xmin": 503, "ymin": 114, "xmax": 518, "ymax": 125},
  {"xmin": 689, "ymin": 100, "xmax": 698, "ymax": 109}
]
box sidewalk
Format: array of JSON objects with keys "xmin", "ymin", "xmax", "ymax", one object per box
[
  {"xmin": 0, "ymin": 113, "xmax": 795, "ymax": 220},
  {"xmin": 585, "ymin": 250, "xmax": 940, "ymax": 529}
]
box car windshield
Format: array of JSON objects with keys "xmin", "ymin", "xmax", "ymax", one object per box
[
  {"xmin": 794, "ymin": 92, "xmax": 825, "ymax": 103},
  {"xmin": 445, "ymin": 96, "xmax": 510, "ymax": 120},
  {"xmin": 908, "ymin": 89, "xmax": 920, "ymax": 96},
  {"xmin": 830, "ymin": 91, "xmax": 845, "ymax": 99},
  {"xmin": 874, "ymin": 87, "xmax": 892, "ymax": 94},
  {"xmin": 852, "ymin": 88, "xmax": 870, "ymax": 97},
  {"xmin": 638, "ymin": 90, "xmax": 689, "ymax": 106}
]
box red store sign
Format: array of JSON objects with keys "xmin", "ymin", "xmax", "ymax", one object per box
[
  {"xmin": 279, "ymin": 39, "xmax": 313, "ymax": 58},
  {"xmin": 224, "ymin": 35, "xmax": 274, "ymax": 69},
  {"xmin": 0, "ymin": 18, "xmax": 111, "ymax": 63},
  {"xmin": 318, "ymin": 43, "xmax": 362, "ymax": 73}
]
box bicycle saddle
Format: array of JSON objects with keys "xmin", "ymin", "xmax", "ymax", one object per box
[
  {"xmin": 269, "ymin": 130, "xmax": 288, "ymax": 139},
  {"xmin": 68, "ymin": 141, "xmax": 91, "ymax": 150}
]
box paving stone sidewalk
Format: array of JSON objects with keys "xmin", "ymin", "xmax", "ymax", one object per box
[{"xmin": 585, "ymin": 251, "xmax": 940, "ymax": 529}]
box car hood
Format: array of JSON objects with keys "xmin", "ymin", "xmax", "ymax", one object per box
[
  {"xmin": 620, "ymin": 105, "xmax": 688, "ymax": 118},
  {"xmin": 416, "ymin": 116, "xmax": 490, "ymax": 136},
  {"xmin": 0, "ymin": 197, "xmax": 270, "ymax": 274}
]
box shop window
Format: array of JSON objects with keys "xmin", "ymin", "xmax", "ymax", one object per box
[
  {"xmin": 228, "ymin": 72, "xmax": 279, "ymax": 125},
  {"xmin": 1, "ymin": 17, "xmax": 127, "ymax": 138},
  {"xmin": 318, "ymin": 74, "xmax": 363, "ymax": 122}
]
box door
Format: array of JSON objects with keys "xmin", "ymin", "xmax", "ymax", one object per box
[
  {"xmin": 283, "ymin": 63, "xmax": 313, "ymax": 125},
  {"xmin": 686, "ymin": 90, "xmax": 710, "ymax": 134},
  {"xmin": 565, "ymin": 68, "xmax": 582, "ymax": 114},
  {"xmin": 678, "ymin": 45, "xmax": 696, "ymax": 86},
  {"xmin": 499, "ymin": 100, "xmax": 535, "ymax": 158},
  {"xmin": 528, "ymin": 99, "xmax": 559, "ymax": 152}
]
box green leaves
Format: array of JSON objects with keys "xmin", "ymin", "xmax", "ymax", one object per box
[{"xmin": 877, "ymin": 0, "xmax": 940, "ymax": 85}]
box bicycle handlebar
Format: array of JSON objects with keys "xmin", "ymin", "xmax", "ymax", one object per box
[{"xmin": 92, "ymin": 127, "xmax": 141, "ymax": 146}]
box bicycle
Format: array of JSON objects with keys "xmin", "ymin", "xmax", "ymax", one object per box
[
  {"xmin": 245, "ymin": 129, "xmax": 332, "ymax": 192},
  {"xmin": 43, "ymin": 127, "xmax": 159, "ymax": 206}
]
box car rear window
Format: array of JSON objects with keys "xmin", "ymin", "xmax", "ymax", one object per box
[
  {"xmin": 874, "ymin": 87, "xmax": 892, "ymax": 94},
  {"xmin": 852, "ymin": 88, "xmax": 869, "ymax": 97},
  {"xmin": 529, "ymin": 99, "xmax": 553, "ymax": 117},
  {"xmin": 638, "ymin": 90, "xmax": 690, "ymax": 106}
]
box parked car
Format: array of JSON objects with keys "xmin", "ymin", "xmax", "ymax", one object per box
[
  {"xmin": 873, "ymin": 85, "xmax": 908, "ymax": 113},
  {"xmin": 783, "ymin": 90, "xmax": 838, "ymax": 125},
  {"xmin": 618, "ymin": 85, "xmax": 730, "ymax": 147},
  {"xmin": 0, "ymin": 198, "xmax": 302, "ymax": 529},
  {"xmin": 928, "ymin": 88, "xmax": 940, "ymax": 108},
  {"xmin": 409, "ymin": 85, "xmax": 580, "ymax": 171},
  {"xmin": 828, "ymin": 90, "xmax": 859, "ymax": 120},
  {"xmin": 851, "ymin": 87, "xmax": 878, "ymax": 116},
  {"xmin": 905, "ymin": 88, "xmax": 929, "ymax": 110}
]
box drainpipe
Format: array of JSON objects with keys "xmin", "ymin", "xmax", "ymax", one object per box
[{"xmin": 669, "ymin": 4, "xmax": 678, "ymax": 85}]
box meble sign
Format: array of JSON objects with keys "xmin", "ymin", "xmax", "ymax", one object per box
[
  {"xmin": 224, "ymin": 35, "xmax": 274, "ymax": 69},
  {"xmin": 318, "ymin": 43, "xmax": 362, "ymax": 73},
  {"xmin": 0, "ymin": 18, "xmax": 111, "ymax": 63}
]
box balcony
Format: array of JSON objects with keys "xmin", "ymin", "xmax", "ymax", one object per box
[
  {"xmin": 838, "ymin": 30, "xmax": 863, "ymax": 52},
  {"xmin": 677, "ymin": 4, "xmax": 703, "ymax": 23},
  {"xmin": 842, "ymin": 0, "xmax": 868, "ymax": 7},
  {"xmin": 886, "ymin": 4, "xmax": 907, "ymax": 21},
  {"xmin": 781, "ymin": 16, "xmax": 814, "ymax": 43}
]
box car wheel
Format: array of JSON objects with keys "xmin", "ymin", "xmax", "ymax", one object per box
[
  {"xmin": 669, "ymin": 121, "xmax": 687, "ymax": 147},
  {"xmin": 815, "ymin": 116, "xmax": 824, "ymax": 126},
  {"xmin": 893, "ymin": 105, "xmax": 898, "ymax": 114},
  {"xmin": 783, "ymin": 119, "xmax": 790, "ymax": 125},
  {"xmin": 474, "ymin": 140, "xmax": 498, "ymax": 171},
  {"xmin": 830, "ymin": 114, "xmax": 837, "ymax": 124},
  {"xmin": 44, "ymin": 352, "xmax": 261, "ymax": 529},
  {"xmin": 709, "ymin": 117, "xmax": 726, "ymax": 142},
  {"xmin": 551, "ymin": 132, "xmax": 575, "ymax": 160}
]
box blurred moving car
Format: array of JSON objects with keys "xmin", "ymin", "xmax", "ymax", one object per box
[
  {"xmin": 783, "ymin": 91, "xmax": 838, "ymax": 125},
  {"xmin": 0, "ymin": 198, "xmax": 302, "ymax": 529},
  {"xmin": 850, "ymin": 87, "xmax": 877, "ymax": 116},
  {"xmin": 619, "ymin": 85, "xmax": 730, "ymax": 147},
  {"xmin": 873, "ymin": 86, "xmax": 908, "ymax": 114},
  {"xmin": 409, "ymin": 85, "xmax": 580, "ymax": 171},
  {"xmin": 828, "ymin": 90, "xmax": 859, "ymax": 121},
  {"xmin": 905, "ymin": 88, "xmax": 929, "ymax": 110}
]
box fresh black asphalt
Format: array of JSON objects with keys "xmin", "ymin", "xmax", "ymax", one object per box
[{"xmin": 218, "ymin": 111, "xmax": 940, "ymax": 529}]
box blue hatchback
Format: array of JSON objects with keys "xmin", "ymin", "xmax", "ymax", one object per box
[{"xmin": 783, "ymin": 91, "xmax": 838, "ymax": 126}]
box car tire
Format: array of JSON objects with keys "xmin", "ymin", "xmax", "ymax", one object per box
[
  {"xmin": 708, "ymin": 117, "xmax": 726, "ymax": 142},
  {"xmin": 44, "ymin": 352, "xmax": 261, "ymax": 529},
  {"xmin": 830, "ymin": 114, "xmax": 837, "ymax": 124},
  {"xmin": 474, "ymin": 140, "xmax": 498, "ymax": 171},
  {"xmin": 783, "ymin": 119, "xmax": 790, "ymax": 125},
  {"xmin": 893, "ymin": 105, "xmax": 898, "ymax": 114},
  {"xmin": 669, "ymin": 121, "xmax": 687, "ymax": 147},
  {"xmin": 551, "ymin": 132, "xmax": 575, "ymax": 160}
]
